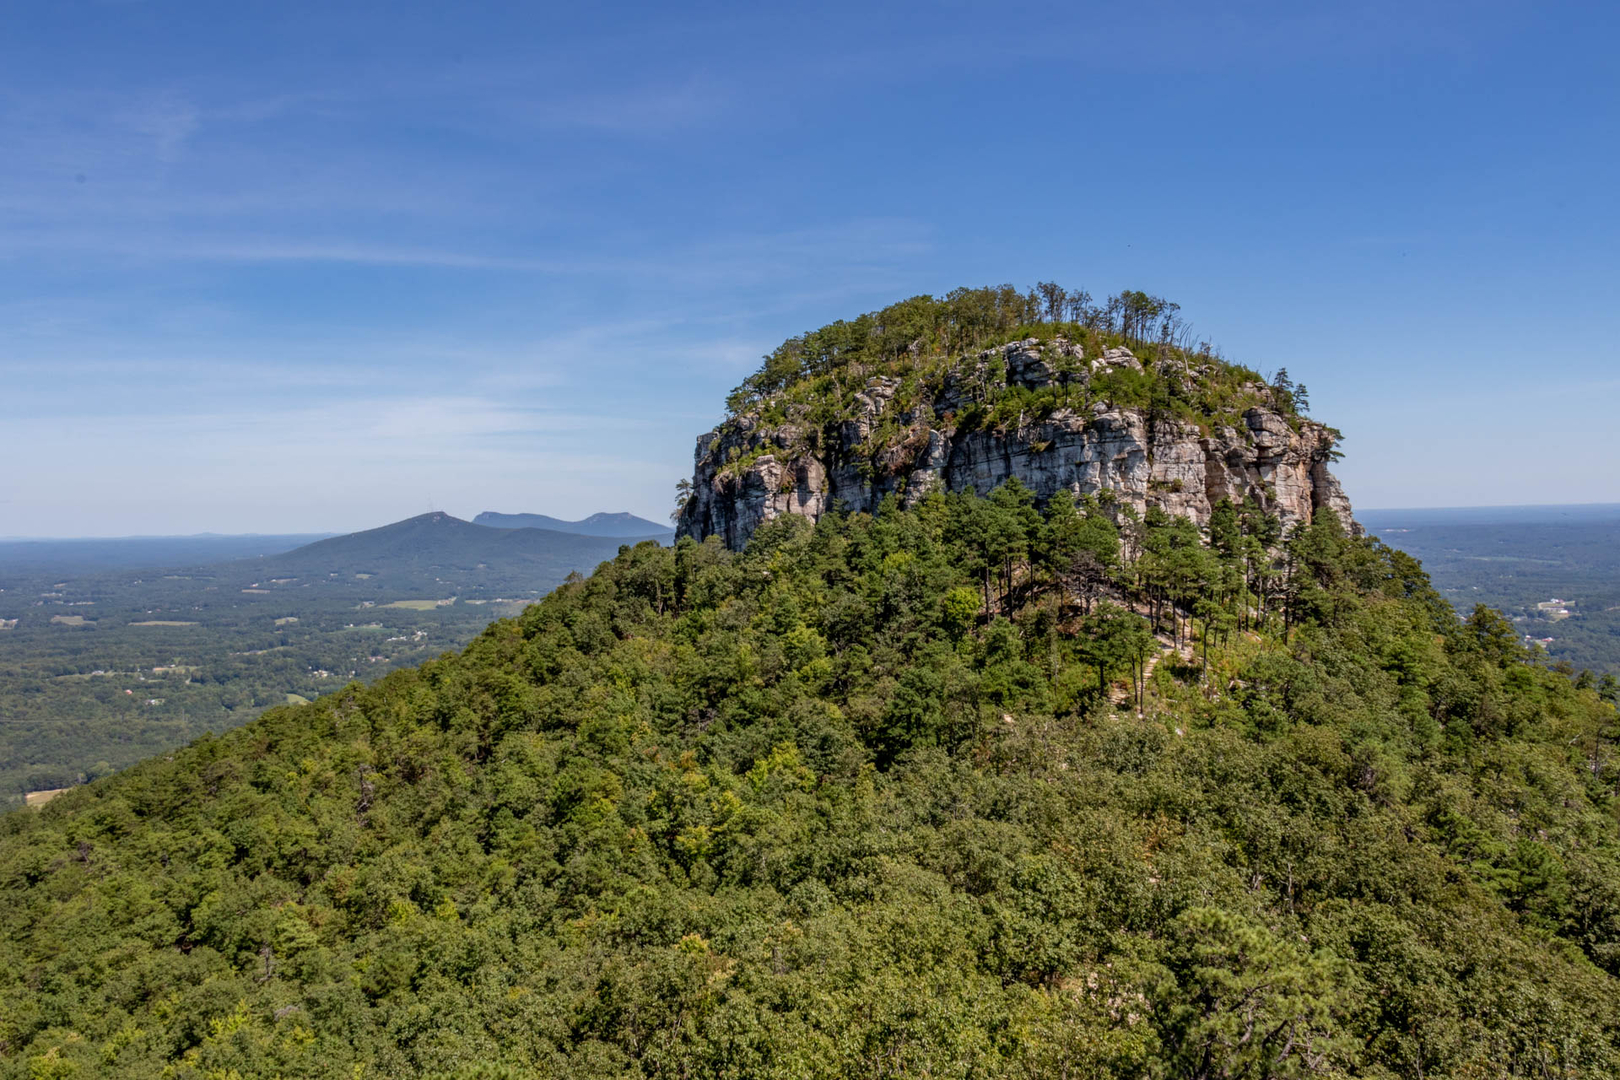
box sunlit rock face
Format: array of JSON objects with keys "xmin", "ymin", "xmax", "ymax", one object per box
[{"xmin": 679, "ymin": 341, "xmax": 1354, "ymax": 550}]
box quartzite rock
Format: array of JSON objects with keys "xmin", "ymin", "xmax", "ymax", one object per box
[{"xmin": 679, "ymin": 344, "xmax": 1354, "ymax": 549}]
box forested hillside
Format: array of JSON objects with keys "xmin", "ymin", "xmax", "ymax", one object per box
[
  {"xmin": 0, "ymin": 515, "xmax": 657, "ymax": 803},
  {"xmin": 4, "ymin": 487, "xmax": 1619, "ymax": 1078}
]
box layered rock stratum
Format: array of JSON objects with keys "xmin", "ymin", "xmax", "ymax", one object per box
[{"xmin": 679, "ymin": 336, "xmax": 1353, "ymax": 549}]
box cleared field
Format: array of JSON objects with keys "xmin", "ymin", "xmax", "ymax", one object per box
[
  {"xmin": 460, "ymin": 599, "xmax": 529, "ymax": 613},
  {"xmin": 383, "ymin": 599, "xmax": 444, "ymax": 610},
  {"xmin": 130, "ymin": 620, "xmax": 199, "ymax": 627},
  {"xmin": 50, "ymin": 615, "xmax": 88, "ymax": 627},
  {"xmin": 274, "ymin": 617, "xmax": 299, "ymax": 626},
  {"xmin": 25, "ymin": 787, "xmax": 70, "ymax": 807},
  {"xmin": 285, "ymin": 693, "xmax": 312, "ymax": 705}
]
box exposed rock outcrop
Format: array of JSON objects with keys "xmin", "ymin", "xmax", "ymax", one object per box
[{"xmin": 679, "ymin": 340, "xmax": 1354, "ymax": 549}]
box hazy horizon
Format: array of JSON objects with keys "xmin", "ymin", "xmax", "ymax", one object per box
[
  {"xmin": 2, "ymin": 501, "xmax": 1618, "ymax": 543},
  {"xmin": 0, "ymin": 506, "xmax": 672, "ymax": 542}
]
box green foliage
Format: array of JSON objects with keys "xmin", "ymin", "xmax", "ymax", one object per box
[
  {"xmin": 3, "ymin": 491, "xmax": 1620, "ymax": 1077},
  {"xmin": 1143, "ymin": 907, "xmax": 1345, "ymax": 1078},
  {"xmin": 721, "ymin": 286, "xmax": 1302, "ymax": 460}
]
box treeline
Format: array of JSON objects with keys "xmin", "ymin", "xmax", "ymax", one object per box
[
  {"xmin": 733, "ymin": 284, "xmax": 1210, "ymax": 406},
  {"xmin": 4, "ymin": 486, "xmax": 1620, "ymax": 1077}
]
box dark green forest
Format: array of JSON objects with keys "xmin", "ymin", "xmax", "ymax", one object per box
[{"xmin": 4, "ymin": 487, "xmax": 1620, "ymax": 1078}]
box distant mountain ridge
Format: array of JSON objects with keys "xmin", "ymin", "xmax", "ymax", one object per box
[
  {"xmin": 473, "ymin": 510, "xmax": 673, "ymax": 537},
  {"xmin": 266, "ymin": 512, "xmax": 666, "ymax": 583}
]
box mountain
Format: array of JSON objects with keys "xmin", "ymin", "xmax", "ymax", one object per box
[
  {"xmin": 263, "ymin": 511, "xmax": 667, "ymax": 586},
  {"xmin": 678, "ymin": 289, "xmax": 1350, "ymax": 550},
  {"xmin": 473, "ymin": 510, "xmax": 673, "ymax": 537},
  {"xmin": 4, "ymin": 288, "xmax": 1620, "ymax": 1078}
]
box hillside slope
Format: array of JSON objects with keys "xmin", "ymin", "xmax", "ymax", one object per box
[
  {"xmin": 3, "ymin": 489, "xmax": 1619, "ymax": 1078},
  {"xmin": 0, "ymin": 515, "xmax": 666, "ymax": 803}
]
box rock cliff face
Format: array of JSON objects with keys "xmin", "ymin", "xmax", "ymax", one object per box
[{"xmin": 678, "ymin": 339, "xmax": 1353, "ymax": 549}]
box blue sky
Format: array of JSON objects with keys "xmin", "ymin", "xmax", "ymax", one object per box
[{"xmin": 3, "ymin": 0, "xmax": 1617, "ymax": 536}]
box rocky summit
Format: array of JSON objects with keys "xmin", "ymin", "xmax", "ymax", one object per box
[{"xmin": 679, "ymin": 324, "xmax": 1353, "ymax": 550}]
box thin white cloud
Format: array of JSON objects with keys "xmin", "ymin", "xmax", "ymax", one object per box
[{"xmin": 0, "ymin": 215, "xmax": 935, "ymax": 288}]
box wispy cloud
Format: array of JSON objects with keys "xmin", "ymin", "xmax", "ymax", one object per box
[
  {"xmin": 0, "ymin": 236, "xmax": 573, "ymax": 270},
  {"xmin": 0, "ymin": 213, "xmax": 934, "ymax": 298}
]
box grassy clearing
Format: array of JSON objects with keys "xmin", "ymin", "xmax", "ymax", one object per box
[
  {"xmin": 383, "ymin": 599, "xmax": 443, "ymax": 611},
  {"xmin": 49, "ymin": 615, "xmax": 89, "ymax": 627},
  {"xmin": 285, "ymin": 693, "xmax": 312, "ymax": 706},
  {"xmin": 129, "ymin": 620, "xmax": 199, "ymax": 627},
  {"xmin": 25, "ymin": 787, "xmax": 70, "ymax": 807}
]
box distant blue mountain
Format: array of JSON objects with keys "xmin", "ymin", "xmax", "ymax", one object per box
[
  {"xmin": 473, "ymin": 511, "xmax": 673, "ymax": 537},
  {"xmin": 264, "ymin": 512, "xmax": 658, "ymax": 581}
]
